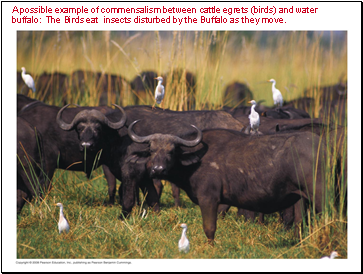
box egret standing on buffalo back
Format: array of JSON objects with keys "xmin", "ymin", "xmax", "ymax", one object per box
[
  {"xmin": 153, "ymin": 76, "xmax": 165, "ymax": 110},
  {"xmin": 21, "ymin": 67, "xmax": 36, "ymax": 94},
  {"xmin": 248, "ymin": 100, "xmax": 260, "ymax": 135},
  {"xmin": 268, "ymin": 78, "xmax": 283, "ymax": 107}
]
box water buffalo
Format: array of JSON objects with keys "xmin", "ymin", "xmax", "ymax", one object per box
[
  {"xmin": 17, "ymin": 94, "xmax": 40, "ymax": 113},
  {"xmin": 17, "ymin": 96, "xmax": 127, "ymax": 208},
  {"xmin": 57, "ymin": 104, "xmax": 245, "ymax": 209},
  {"xmin": 223, "ymin": 81, "xmax": 253, "ymax": 107},
  {"xmin": 127, "ymin": 123, "xmax": 326, "ymax": 243},
  {"xmin": 71, "ymin": 70, "xmax": 129, "ymax": 105},
  {"xmin": 304, "ymin": 80, "xmax": 347, "ymax": 103},
  {"xmin": 17, "ymin": 117, "xmax": 47, "ymax": 213},
  {"xmin": 163, "ymin": 69, "xmax": 197, "ymax": 109},
  {"xmin": 283, "ymin": 97, "xmax": 316, "ymax": 113},
  {"xmin": 130, "ymin": 69, "xmax": 196, "ymax": 108},
  {"xmin": 261, "ymin": 106, "xmax": 311, "ymax": 119},
  {"xmin": 120, "ymin": 106, "xmax": 244, "ymax": 208},
  {"xmin": 223, "ymin": 103, "xmax": 271, "ymax": 117},
  {"xmin": 130, "ymin": 71, "xmax": 158, "ymax": 91},
  {"xmin": 36, "ymin": 72, "xmax": 69, "ymax": 104}
]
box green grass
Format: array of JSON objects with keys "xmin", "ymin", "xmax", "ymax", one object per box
[
  {"xmin": 17, "ymin": 169, "xmax": 347, "ymax": 259},
  {"xmin": 17, "ymin": 31, "xmax": 347, "ymax": 259}
]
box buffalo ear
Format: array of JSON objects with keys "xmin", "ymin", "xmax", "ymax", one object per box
[
  {"xmin": 179, "ymin": 152, "xmax": 200, "ymax": 166},
  {"xmin": 125, "ymin": 152, "xmax": 149, "ymax": 164}
]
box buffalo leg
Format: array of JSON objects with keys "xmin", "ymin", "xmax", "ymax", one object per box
[
  {"xmin": 118, "ymin": 178, "xmax": 137, "ymax": 219},
  {"xmin": 153, "ymin": 179, "xmax": 163, "ymax": 198},
  {"xmin": 199, "ymin": 199, "xmax": 219, "ymax": 244},
  {"xmin": 237, "ymin": 209, "xmax": 264, "ymax": 224},
  {"xmin": 102, "ymin": 165, "xmax": 116, "ymax": 205},
  {"xmin": 217, "ymin": 204, "xmax": 231, "ymax": 218},
  {"xmin": 17, "ymin": 188, "xmax": 30, "ymax": 214},
  {"xmin": 281, "ymin": 198, "xmax": 306, "ymax": 237},
  {"xmin": 140, "ymin": 179, "xmax": 160, "ymax": 213},
  {"xmin": 153, "ymin": 180, "xmax": 181, "ymax": 208},
  {"xmin": 171, "ymin": 183, "xmax": 181, "ymax": 207}
]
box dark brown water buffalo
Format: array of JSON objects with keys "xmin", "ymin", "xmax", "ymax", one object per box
[
  {"xmin": 17, "ymin": 70, "xmax": 69, "ymax": 104},
  {"xmin": 222, "ymin": 107, "xmax": 343, "ymax": 225},
  {"xmin": 283, "ymin": 97, "xmax": 316, "ymax": 113},
  {"xmin": 71, "ymin": 70, "xmax": 129, "ymax": 105},
  {"xmin": 130, "ymin": 71, "xmax": 158, "ymax": 105},
  {"xmin": 17, "ymin": 117, "xmax": 47, "ymax": 213},
  {"xmin": 17, "ymin": 94, "xmax": 40, "ymax": 113},
  {"xmin": 223, "ymin": 103, "xmax": 271, "ymax": 117},
  {"xmin": 36, "ymin": 72, "xmax": 69, "ymax": 103},
  {"xmin": 304, "ymin": 80, "xmax": 347, "ymax": 103},
  {"xmin": 130, "ymin": 69, "xmax": 196, "ymax": 108},
  {"xmin": 223, "ymin": 81, "xmax": 253, "ymax": 107},
  {"xmin": 127, "ymin": 123, "xmax": 326, "ymax": 242},
  {"xmin": 58, "ymin": 104, "xmax": 245, "ymax": 208},
  {"xmin": 163, "ymin": 69, "xmax": 197, "ymax": 109},
  {"xmin": 261, "ymin": 106, "xmax": 311, "ymax": 119},
  {"xmin": 17, "ymin": 96, "xmax": 127, "ymax": 209}
]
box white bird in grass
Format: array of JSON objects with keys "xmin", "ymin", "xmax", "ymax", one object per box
[
  {"xmin": 55, "ymin": 202, "xmax": 70, "ymax": 234},
  {"xmin": 153, "ymin": 76, "xmax": 165, "ymax": 110},
  {"xmin": 178, "ymin": 223, "xmax": 190, "ymax": 253},
  {"xmin": 248, "ymin": 100, "xmax": 260, "ymax": 135},
  {"xmin": 268, "ymin": 79, "xmax": 283, "ymax": 107},
  {"xmin": 21, "ymin": 67, "xmax": 36, "ymax": 93},
  {"xmin": 321, "ymin": 251, "xmax": 339, "ymax": 259}
]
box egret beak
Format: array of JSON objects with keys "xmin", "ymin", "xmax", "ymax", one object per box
[{"xmin": 248, "ymin": 100, "xmax": 252, "ymax": 104}]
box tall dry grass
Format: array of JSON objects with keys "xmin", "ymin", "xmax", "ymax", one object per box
[
  {"xmin": 17, "ymin": 31, "xmax": 347, "ymax": 259},
  {"xmin": 17, "ymin": 31, "xmax": 347, "ymax": 109}
]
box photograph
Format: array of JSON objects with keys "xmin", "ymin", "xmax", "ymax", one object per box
[{"xmin": 2, "ymin": 1, "xmax": 361, "ymax": 272}]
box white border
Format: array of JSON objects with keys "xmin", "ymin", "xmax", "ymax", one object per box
[{"xmin": 1, "ymin": 1, "xmax": 361, "ymax": 272}]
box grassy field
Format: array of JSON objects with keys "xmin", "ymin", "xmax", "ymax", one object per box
[{"xmin": 16, "ymin": 31, "xmax": 347, "ymax": 260}]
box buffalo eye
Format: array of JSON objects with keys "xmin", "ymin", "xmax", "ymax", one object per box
[{"xmin": 77, "ymin": 125, "xmax": 85, "ymax": 132}]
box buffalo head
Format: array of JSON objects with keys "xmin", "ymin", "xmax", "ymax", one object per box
[
  {"xmin": 57, "ymin": 104, "xmax": 126, "ymax": 151},
  {"xmin": 127, "ymin": 120, "xmax": 203, "ymax": 177}
]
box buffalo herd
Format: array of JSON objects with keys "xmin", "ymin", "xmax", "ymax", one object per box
[{"xmin": 17, "ymin": 70, "xmax": 347, "ymax": 243}]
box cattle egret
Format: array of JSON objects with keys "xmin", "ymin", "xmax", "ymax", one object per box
[
  {"xmin": 321, "ymin": 251, "xmax": 339, "ymax": 259},
  {"xmin": 55, "ymin": 202, "xmax": 70, "ymax": 234},
  {"xmin": 268, "ymin": 79, "xmax": 283, "ymax": 107},
  {"xmin": 248, "ymin": 100, "xmax": 260, "ymax": 135},
  {"xmin": 21, "ymin": 67, "xmax": 36, "ymax": 93},
  {"xmin": 178, "ymin": 223, "xmax": 190, "ymax": 253},
  {"xmin": 153, "ymin": 76, "xmax": 165, "ymax": 110}
]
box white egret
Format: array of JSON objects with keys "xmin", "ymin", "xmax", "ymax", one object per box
[
  {"xmin": 178, "ymin": 223, "xmax": 190, "ymax": 253},
  {"xmin": 321, "ymin": 251, "xmax": 339, "ymax": 259},
  {"xmin": 268, "ymin": 79, "xmax": 283, "ymax": 107},
  {"xmin": 21, "ymin": 67, "xmax": 36, "ymax": 93},
  {"xmin": 153, "ymin": 76, "xmax": 165, "ymax": 110},
  {"xmin": 55, "ymin": 202, "xmax": 70, "ymax": 234},
  {"xmin": 248, "ymin": 100, "xmax": 260, "ymax": 135}
]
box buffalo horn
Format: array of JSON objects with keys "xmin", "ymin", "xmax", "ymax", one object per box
[
  {"xmin": 57, "ymin": 104, "xmax": 126, "ymax": 131},
  {"xmin": 172, "ymin": 125, "xmax": 202, "ymax": 147},
  {"xmin": 128, "ymin": 120, "xmax": 153, "ymax": 143},
  {"xmin": 105, "ymin": 104, "xmax": 127, "ymax": 129},
  {"xmin": 128, "ymin": 120, "xmax": 202, "ymax": 147},
  {"xmin": 56, "ymin": 104, "xmax": 75, "ymax": 131}
]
